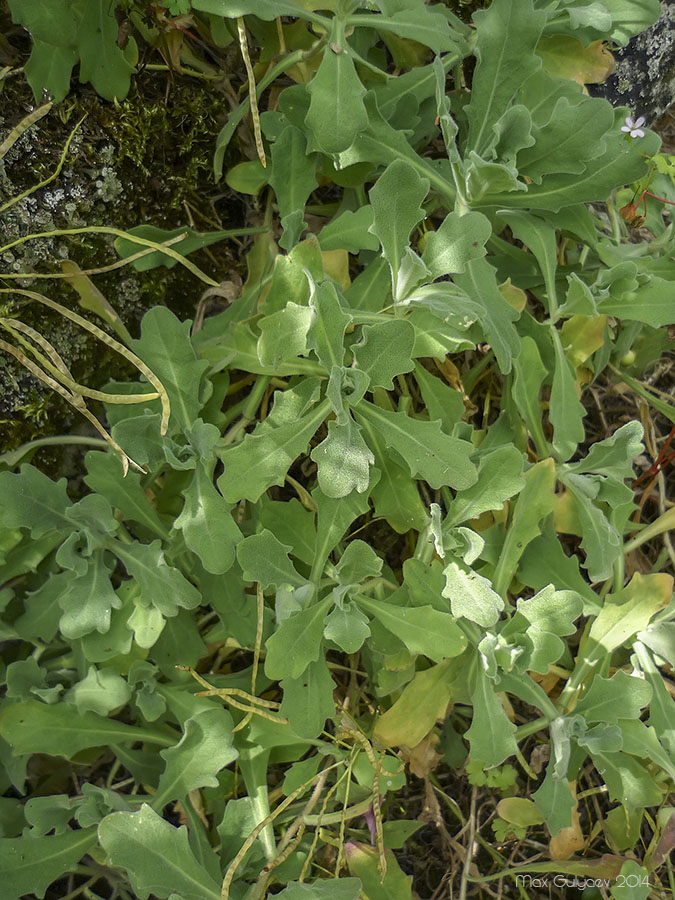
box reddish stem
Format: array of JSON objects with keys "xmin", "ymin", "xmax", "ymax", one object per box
[
  {"xmin": 636, "ymin": 190, "xmax": 675, "ymax": 211},
  {"xmin": 632, "ymin": 424, "xmax": 675, "ymax": 488}
]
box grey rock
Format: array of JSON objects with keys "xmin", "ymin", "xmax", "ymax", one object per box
[{"xmin": 590, "ymin": 0, "xmax": 675, "ymax": 124}]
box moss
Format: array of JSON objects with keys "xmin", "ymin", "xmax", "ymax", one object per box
[{"xmin": 0, "ymin": 71, "xmax": 249, "ymax": 459}]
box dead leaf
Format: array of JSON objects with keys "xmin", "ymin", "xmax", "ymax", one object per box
[{"xmin": 405, "ymin": 733, "xmax": 442, "ymax": 778}]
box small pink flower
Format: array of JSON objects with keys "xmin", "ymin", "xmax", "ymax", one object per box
[{"xmin": 621, "ymin": 115, "xmax": 646, "ymax": 138}]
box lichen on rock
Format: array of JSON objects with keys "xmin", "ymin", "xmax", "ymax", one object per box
[
  {"xmin": 0, "ymin": 73, "xmax": 246, "ymax": 457},
  {"xmin": 591, "ymin": 1, "xmax": 675, "ymax": 124}
]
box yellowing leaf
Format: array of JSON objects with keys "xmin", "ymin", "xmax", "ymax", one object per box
[
  {"xmin": 561, "ymin": 315, "xmax": 607, "ymax": 367},
  {"xmin": 499, "ymin": 277, "xmax": 527, "ymax": 312},
  {"xmin": 554, "ymin": 490, "xmax": 583, "ymax": 537},
  {"xmin": 497, "ymin": 797, "xmax": 545, "ymax": 827},
  {"xmin": 536, "ymin": 36, "xmax": 615, "ymax": 85},
  {"xmin": 321, "ymin": 248, "xmax": 350, "ymax": 290},
  {"xmin": 586, "ymin": 572, "xmax": 673, "ymax": 657},
  {"xmin": 374, "ymin": 660, "xmax": 452, "ymax": 748}
]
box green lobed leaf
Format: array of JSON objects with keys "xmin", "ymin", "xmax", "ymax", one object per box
[
  {"xmin": 453, "ymin": 258, "xmax": 520, "ymax": 374},
  {"xmin": 0, "ymin": 827, "xmax": 98, "ymax": 900},
  {"xmin": 58, "ymin": 552, "xmax": 121, "ymax": 640},
  {"xmin": 130, "ymin": 307, "xmax": 209, "ymax": 433},
  {"xmin": 355, "ymin": 595, "xmax": 467, "ymax": 663},
  {"xmin": 307, "ymin": 279, "xmax": 352, "ymax": 370},
  {"xmin": 344, "ymin": 256, "xmax": 391, "ymax": 312},
  {"xmin": 336, "ymin": 92, "xmax": 453, "ymax": 203},
  {"xmin": 153, "ymin": 709, "xmax": 238, "ymax": 809},
  {"xmin": 635, "ymin": 643, "xmax": 675, "ymax": 758},
  {"xmin": 269, "ymin": 125, "xmax": 318, "ymax": 251},
  {"xmin": 563, "ymin": 477, "xmax": 621, "ymax": 583},
  {"xmin": 422, "ymin": 211, "xmax": 491, "ymax": 279},
  {"xmin": 110, "ymin": 540, "xmax": 202, "ymax": 617},
  {"xmin": 446, "ymin": 445, "xmax": 525, "ymax": 528},
  {"xmin": 597, "ymin": 276, "xmax": 675, "ymax": 328},
  {"xmin": 258, "ymin": 497, "xmax": 316, "ymax": 567},
  {"xmin": 498, "ymin": 210, "xmax": 559, "ymax": 315},
  {"xmin": 23, "ymin": 40, "xmax": 77, "ymax": 102},
  {"xmin": 479, "ymin": 129, "xmax": 659, "ymax": 211},
  {"xmin": 76, "ymin": 0, "xmax": 134, "ymax": 101},
  {"xmin": 335, "ymin": 540, "xmax": 382, "ymax": 585},
  {"xmin": 549, "ymin": 329, "xmax": 586, "ymax": 460},
  {"xmin": 370, "ymin": 2, "xmax": 463, "ymax": 55},
  {"xmin": 352, "ymin": 320, "xmax": 415, "ymax": 390},
  {"xmin": 586, "ymin": 574, "xmax": 672, "ymax": 659},
  {"xmin": 408, "ymin": 307, "xmax": 475, "ymax": 357},
  {"xmin": 323, "ymin": 603, "xmax": 371, "ymax": 654},
  {"xmin": 280, "ymin": 657, "xmax": 336, "ymax": 739},
  {"xmin": 98, "ymin": 805, "xmax": 221, "ymax": 900},
  {"xmin": 413, "ymin": 363, "xmax": 464, "ymax": 434},
  {"xmin": 236, "ymin": 530, "xmax": 306, "ymax": 590},
  {"xmin": 318, "ymin": 206, "xmax": 379, "ymax": 254},
  {"xmin": 83, "ymin": 451, "xmax": 168, "ymax": 539},
  {"xmin": 369, "ymin": 159, "xmax": 429, "ymax": 299},
  {"xmin": 591, "ymin": 751, "xmax": 663, "ymax": 811},
  {"xmin": 305, "ymin": 42, "xmax": 368, "ymax": 155},
  {"xmin": 561, "ymin": 0, "xmax": 661, "ymax": 47},
  {"xmin": 355, "ymin": 400, "xmax": 477, "ymax": 491},
  {"xmin": 493, "ymin": 459, "xmax": 557, "ymax": 596},
  {"xmin": 489, "ymin": 103, "xmax": 535, "ymax": 168},
  {"xmin": 257, "ymin": 302, "xmax": 313, "ymax": 368},
  {"xmin": 466, "ymin": 662, "xmax": 518, "ymax": 768},
  {"xmin": 265, "ymin": 596, "xmax": 333, "ymax": 681},
  {"xmin": 0, "ymin": 699, "xmax": 172, "ymax": 759},
  {"xmin": 566, "ymin": 420, "xmax": 643, "ymax": 481},
  {"xmin": 69, "ymin": 666, "xmax": 131, "ymax": 716},
  {"xmin": 23, "ymin": 795, "xmax": 74, "ymax": 837},
  {"xmin": 517, "ymin": 96, "xmax": 614, "ymax": 183},
  {"xmin": 8, "ymin": 0, "xmax": 77, "ymax": 46},
  {"xmin": 174, "ymin": 464, "xmax": 242, "ymax": 575},
  {"xmin": 465, "ymin": 0, "xmax": 547, "ymax": 155},
  {"xmin": 516, "ymin": 585, "xmax": 583, "ymax": 636},
  {"xmin": 312, "ymin": 484, "xmax": 373, "ymax": 579},
  {"xmin": 0, "ymin": 465, "xmax": 73, "ymax": 538},
  {"xmin": 575, "ymin": 671, "xmax": 652, "ymax": 724},
  {"xmin": 217, "ymin": 399, "xmax": 330, "ymax": 503},
  {"xmin": 259, "ymin": 237, "xmax": 323, "ymax": 316},
  {"xmin": 311, "ymin": 417, "xmax": 374, "ymax": 498},
  {"xmin": 532, "ymin": 764, "xmax": 575, "ymax": 834},
  {"xmin": 442, "ymin": 562, "xmax": 504, "ymax": 627}
]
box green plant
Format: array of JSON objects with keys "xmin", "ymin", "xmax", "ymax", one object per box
[{"xmin": 2, "ymin": 1, "xmax": 675, "ymax": 899}]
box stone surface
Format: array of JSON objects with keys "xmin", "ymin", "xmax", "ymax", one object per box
[
  {"xmin": 591, "ymin": 1, "xmax": 675, "ymax": 124},
  {"xmin": 0, "ymin": 74, "xmax": 247, "ymax": 458}
]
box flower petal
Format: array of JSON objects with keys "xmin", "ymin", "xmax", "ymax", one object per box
[
  {"xmin": 634, "ymin": 116, "xmax": 646, "ymax": 127},
  {"xmin": 631, "ymin": 129, "xmax": 645, "ymax": 138},
  {"xmin": 624, "ymin": 116, "xmax": 635, "ymax": 128}
]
